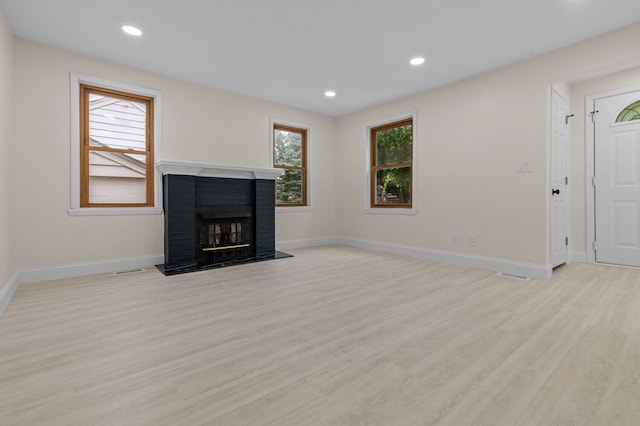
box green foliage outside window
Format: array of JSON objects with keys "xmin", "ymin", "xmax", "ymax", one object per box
[
  {"xmin": 274, "ymin": 126, "xmax": 306, "ymax": 205},
  {"xmin": 276, "ymin": 169, "xmax": 303, "ymax": 204},
  {"xmin": 372, "ymin": 120, "xmax": 412, "ymax": 206},
  {"xmin": 376, "ymin": 124, "xmax": 412, "ymax": 165},
  {"xmin": 375, "ymin": 167, "xmax": 411, "ymax": 205},
  {"xmin": 274, "ymin": 130, "xmax": 302, "ymax": 166}
]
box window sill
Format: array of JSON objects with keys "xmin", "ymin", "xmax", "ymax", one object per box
[
  {"xmin": 68, "ymin": 207, "xmax": 163, "ymax": 216},
  {"xmin": 363, "ymin": 207, "xmax": 417, "ymax": 216},
  {"xmin": 276, "ymin": 206, "xmax": 313, "ymax": 213}
]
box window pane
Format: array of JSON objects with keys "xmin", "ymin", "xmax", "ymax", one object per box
[
  {"xmin": 375, "ymin": 124, "xmax": 412, "ymax": 165},
  {"xmin": 276, "ymin": 169, "xmax": 303, "ymax": 204},
  {"xmin": 88, "ymin": 151, "xmax": 147, "ymax": 204},
  {"xmin": 616, "ymin": 100, "xmax": 640, "ymax": 123},
  {"xmin": 274, "ymin": 129, "xmax": 302, "ymax": 167},
  {"xmin": 375, "ymin": 167, "xmax": 411, "ymax": 205},
  {"xmin": 89, "ymin": 93, "xmax": 147, "ymax": 151}
]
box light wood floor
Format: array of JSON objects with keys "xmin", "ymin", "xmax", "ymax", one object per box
[{"xmin": 2, "ymin": 246, "xmax": 640, "ymax": 425}]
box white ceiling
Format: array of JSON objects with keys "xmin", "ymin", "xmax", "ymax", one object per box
[{"xmin": 2, "ymin": 0, "xmax": 640, "ymax": 116}]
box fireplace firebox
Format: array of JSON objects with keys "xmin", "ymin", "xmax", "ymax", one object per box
[
  {"xmin": 196, "ymin": 207, "xmax": 253, "ymax": 264},
  {"xmin": 157, "ymin": 161, "xmax": 283, "ymax": 275}
]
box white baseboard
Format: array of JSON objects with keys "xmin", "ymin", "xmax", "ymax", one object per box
[
  {"xmin": 18, "ymin": 255, "xmax": 165, "ymax": 284},
  {"xmin": 0, "ymin": 271, "xmax": 21, "ymax": 317},
  {"xmin": 276, "ymin": 236, "xmax": 338, "ymax": 251},
  {"xmin": 336, "ymin": 237, "xmax": 552, "ymax": 279},
  {"xmin": 277, "ymin": 236, "xmax": 551, "ymax": 279},
  {"xmin": 569, "ymin": 251, "xmax": 587, "ymax": 263},
  {"xmin": 0, "ymin": 238, "xmax": 554, "ymax": 319},
  {"xmin": 0, "ymin": 255, "xmax": 164, "ymax": 319}
]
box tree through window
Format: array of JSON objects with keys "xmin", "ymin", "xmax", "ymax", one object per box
[
  {"xmin": 370, "ymin": 118, "xmax": 413, "ymax": 208},
  {"xmin": 273, "ymin": 124, "xmax": 307, "ymax": 206}
]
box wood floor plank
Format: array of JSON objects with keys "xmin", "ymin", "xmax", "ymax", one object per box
[{"xmin": 1, "ymin": 245, "xmax": 640, "ymax": 425}]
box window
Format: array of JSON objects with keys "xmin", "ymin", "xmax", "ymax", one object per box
[
  {"xmin": 370, "ymin": 117, "xmax": 413, "ymax": 208},
  {"xmin": 616, "ymin": 99, "xmax": 640, "ymax": 123},
  {"xmin": 80, "ymin": 84, "xmax": 154, "ymax": 207},
  {"xmin": 273, "ymin": 124, "xmax": 307, "ymax": 206},
  {"xmin": 69, "ymin": 73, "xmax": 161, "ymax": 216}
]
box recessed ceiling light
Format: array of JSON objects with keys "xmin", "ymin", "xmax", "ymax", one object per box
[
  {"xmin": 410, "ymin": 57, "xmax": 425, "ymax": 66},
  {"xmin": 122, "ymin": 25, "xmax": 143, "ymax": 37},
  {"xmin": 324, "ymin": 90, "xmax": 336, "ymax": 97}
]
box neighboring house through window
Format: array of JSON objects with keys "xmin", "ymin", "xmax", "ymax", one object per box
[
  {"xmin": 80, "ymin": 84, "xmax": 154, "ymax": 207},
  {"xmin": 273, "ymin": 123, "xmax": 308, "ymax": 207},
  {"xmin": 370, "ymin": 116, "xmax": 413, "ymax": 209},
  {"xmin": 69, "ymin": 74, "xmax": 162, "ymax": 215}
]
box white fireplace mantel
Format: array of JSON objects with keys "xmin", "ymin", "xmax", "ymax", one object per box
[{"xmin": 156, "ymin": 160, "xmax": 283, "ymax": 180}]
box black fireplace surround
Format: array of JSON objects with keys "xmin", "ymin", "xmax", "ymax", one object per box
[{"xmin": 159, "ymin": 174, "xmax": 277, "ymax": 275}]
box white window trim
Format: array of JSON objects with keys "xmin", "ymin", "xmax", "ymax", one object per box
[
  {"xmin": 270, "ymin": 118, "xmax": 313, "ymax": 213},
  {"xmin": 68, "ymin": 73, "xmax": 163, "ymax": 216},
  {"xmin": 364, "ymin": 111, "xmax": 417, "ymax": 215}
]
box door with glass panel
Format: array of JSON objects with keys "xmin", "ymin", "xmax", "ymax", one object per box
[{"xmin": 593, "ymin": 90, "xmax": 640, "ymax": 267}]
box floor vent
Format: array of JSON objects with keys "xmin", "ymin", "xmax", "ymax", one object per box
[
  {"xmin": 113, "ymin": 268, "xmax": 146, "ymax": 276},
  {"xmin": 498, "ymin": 272, "xmax": 530, "ymax": 281}
]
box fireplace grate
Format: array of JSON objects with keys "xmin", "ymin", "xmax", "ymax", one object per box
[{"xmin": 197, "ymin": 215, "xmax": 254, "ymax": 265}]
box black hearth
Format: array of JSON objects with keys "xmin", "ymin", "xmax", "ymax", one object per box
[{"xmin": 159, "ymin": 172, "xmax": 278, "ymax": 275}]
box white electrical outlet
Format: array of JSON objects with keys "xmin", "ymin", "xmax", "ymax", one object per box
[
  {"xmin": 469, "ymin": 234, "xmax": 477, "ymax": 247},
  {"xmin": 451, "ymin": 233, "xmax": 459, "ymax": 245},
  {"xmin": 275, "ymin": 225, "xmax": 280, "ymax": 236},
  {"xmin": 516, "ymin": 160, "xmax": 531, "ymax": 173}
]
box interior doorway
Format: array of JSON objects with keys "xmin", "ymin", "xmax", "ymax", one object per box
[{"xmin": 550, "ymin": 89, "xmax": 569, "ymax": 268}]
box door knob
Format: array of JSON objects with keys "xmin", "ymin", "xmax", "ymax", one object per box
[{"xmin": 552, "ymin": 189, "xmax": 560, "ymax": 195}]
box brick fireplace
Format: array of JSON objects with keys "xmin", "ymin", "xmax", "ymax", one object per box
[{"xmin": 156, "ymin": 161, "xmax": 283, "ymax": 275}]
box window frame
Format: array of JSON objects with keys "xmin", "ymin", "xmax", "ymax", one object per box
[
  {"xmin": 364, "ymin": 112, "xmax": 417, "ymax": 215},
  {"xmin": 80, "ymin": 84, "xmax": 154, "ymax": 208},
  {"xmin": 271, "ymin": 120, "xmax": 311, "ymax": 211},
  {"xmin": 69, "ymin": 73, "xmax": 162, "ymax": 216}
]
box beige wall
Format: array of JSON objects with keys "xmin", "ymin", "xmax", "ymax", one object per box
[
  {"xmin": 336, "ymin": 65, "xmax": 548, "ymax": 265},
  {"xmin": 335, "ymin": 22, "xmax": 640, "ymax": 267},
  {"xmin": 569, "ymin": 66, "xmax": 640, "ymax": 254},
  {"xmin": 12, "ymin": 39, "xmax": 336, "ymax": 269},
  {"xmin": 0, "ymin": 8, "xmax": 14, "ymax": 284},
  {"xmin": 7, "ymin": 20, "xmax": 640, "ymax": 274}
]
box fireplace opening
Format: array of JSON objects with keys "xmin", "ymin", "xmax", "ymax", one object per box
[{"xmin": 196, "ymin": 207, "xmax": 254, "ymax": 265}]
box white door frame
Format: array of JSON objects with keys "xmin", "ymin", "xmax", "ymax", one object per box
[{"xmin": 585, "ymin": 86, "xmax": 640, "ymax": 264}]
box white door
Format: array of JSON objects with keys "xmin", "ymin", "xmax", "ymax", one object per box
[
  {"xmin": 593, "ymin": 90, "xmax": 640, "ymax": 268},
  {"xmin": 550, "ymin": 89, "xmax": 569, "ymax": 268}
]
